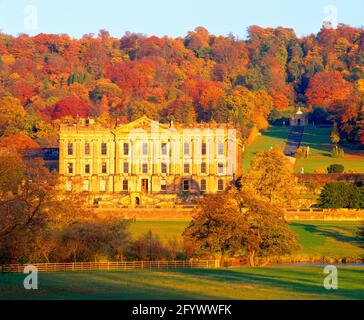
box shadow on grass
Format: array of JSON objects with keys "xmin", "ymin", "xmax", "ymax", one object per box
[
  {"xmin": 291, "ymin": 223, "xmax": 361, "ymax": 248},
  {"xmin": 1, "ymin": 268, "xmax": 363, "ymax": 300}
]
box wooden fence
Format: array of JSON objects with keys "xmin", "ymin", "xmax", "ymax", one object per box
[{"xmin": 1, "ymin": 260, "xmax": 218, "ymax": 274}]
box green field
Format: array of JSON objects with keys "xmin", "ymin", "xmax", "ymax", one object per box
[
  {"xmin": 243, "ymin": 126, "xmax": 290, "ymax": 171},
  {"xmin": 1, "ymin": 267, "xmax": 363, "ymax": 300},
  {"xmin": 130, "ymin": 220, "xmax": 363, "ymax": 258},
  {"xmin": 295, "ymin": 125, "xmax": 364, "ymax": 173},
  {"xmin": 244, "ymin": 125, "xmax": 364, "ymax": 173}
]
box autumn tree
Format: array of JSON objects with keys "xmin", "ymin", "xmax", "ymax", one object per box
[
  {"xmin": 183, "ymin": 189, "xmax": 299, "ymax": 267},
  {"xmin": 236, "ymin": 191, "xmax": 299, "ymax": 267},
  {"xmin": 183, "ymin": 192, "xmax": 245, "ymax": 267},
  {"xmin": 244, "ymin": 147, "xmax": 298, "ymax": 206},
  {"xmin": 305, "ymin": 71, "xmax": 353, "ymax": 108}
]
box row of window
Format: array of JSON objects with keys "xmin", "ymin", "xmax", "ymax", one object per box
[
  {"xmin": 67, "ymin": 142, "xmax": 225, "ymax": 157},
  {"xmin": 67, "ymin": 162, "xmax": 225, "ymax": 175},
  {"xmin": 66, "ymin": 179, "xmax": 225, "ymax": 192}
]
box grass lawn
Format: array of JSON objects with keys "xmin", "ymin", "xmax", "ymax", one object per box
[
  {"xmin": 243, "ymin": 126, "xmax": 291, "ymax": 171},
  {"xmin": 294, "ymin": 125, "xmax": 364, "ymax": 173},
  {"xmin": 244, "ymin": 125, "xmax": 364, "ymax": 173},
  {"xmin": 1, "ymin": 267, "xmax": 363, "ymax": 300},
  {"xmin": 130, "ymin": 220, "xmax": 364, "ymax": 258}
]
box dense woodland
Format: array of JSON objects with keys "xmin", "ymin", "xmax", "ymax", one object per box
[{"xmin": 1, "ymin": 24, "xmax": 364, "ymax": 150}]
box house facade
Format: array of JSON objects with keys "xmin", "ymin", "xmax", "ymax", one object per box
[{"xmin": 59, "ymin": 117, "xmax": 243, "ymax": 206}]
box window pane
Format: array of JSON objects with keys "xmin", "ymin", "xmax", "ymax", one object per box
[
  {"xmin": 201, "ymin": 162, "xmax": 207, "ymax": 174},
  {"xmin": 68, "ymin": 143, "xmax": 73, "ymax": 156},
  {"xmin": 218, "ymin": 163, "xmax": 224, "ymax": 174},
  {"xmin": 123, "ymin": 180, "xmax": 128, "ymax": 191},
  {"xmin": 161, "ymin": 143, "xmax": 167, "ymax": 155},
  {"xmin": 142, "ymin": 143, "xmax": 148, "ymax": 155},
  {"xmin": 123, "ymin": 162, "xmax": 129, "ymax": 174},
  {"xmin": 201, "ymin": 142, "xmax": 207, "ymax": 155},
  {"xmin": 218, "ymin": 179, "xmax": 224, "ymax": 191},
  {"xmin": 218, "ymin": 142, "xmax": 224, "ymax": 155},
  {"xmin": 161, "ymin": 163, "xmax": 167, "ymax": 174},
  {"xmin": 184, "ymin": 163, "xmax": 190, "ymax": 174},
  {"xmin": 201, "ymin": 179, "xmax": 206, "ymax": 191},
  {"xmin": 142, "ymin": 163, "xmax": 148, "ymax": 174},
  {"xmin": 124, "ymin": 143, "xmax": 129, "ymax": 156},
  {"xmin": 68, "ymin": 163, "xmax": 73, "ymax": 174},
  {"xmin": 101, "ymin": 143, "xmax": 107, "ymax": 155},
  {"xmin": 184, "ymin": 143, "xmax": 190, "ymax": 155},
  {"xmin": 85, "ymin": 143, "xmax": 90, "ymax": 155},
  {"xmin": 183, "ymin": 180, "xmax": 189, "ymax": 191},
  {"xmin": 85, "ymin": 164, "xmax": 90, "ymax": 174},
  {"xmin": 102, "ymin": 163, "xmax": 107, "ymax": 174}
]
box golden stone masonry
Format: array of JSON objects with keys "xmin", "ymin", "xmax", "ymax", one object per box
[{"xmin": 59, "ymin": 117, "xmax": 243, "ymax": 207}]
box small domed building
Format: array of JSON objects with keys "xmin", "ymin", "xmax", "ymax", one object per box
[{"xmin": 290, "ymin": 107, "xmax": 307, "ymax": 126}]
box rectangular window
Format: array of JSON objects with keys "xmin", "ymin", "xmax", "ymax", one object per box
[
  {"xmin": 123, "ymin": 162, "xmax": 129, "ymax": 174},
  {"xmin": 201, "ymin": 162, "xmax": 207, "ymax": 174},
  {"xmin": 84, "ymin": 143, "xmax": 90, "ymax": 156},
  {"xmin": 67, "ymin": 143, "xmax": 73, "ymax": 156},
  {"xmin": 67, "ymin": 163, "xmax": 73, "ymax": 174},
  {"xmin": 201, "ymin": 142, "xmax": 207, "ymax": 156},
  {"xmin": 101, "ymin": 143, "xmax": 107, "ymax": 156},
  {"xmin": 142, "ymin": 163, "xmax": 148, "ymax": 174},
  {"xmin": 123, "ymin": 180, "xmax": 128, "ymax": 192},
  {"xmin": 183, "ymin": 180, "xmax": 190, "ymax": 192},
  {"xmin": 218, "ymin": 179, "xmax": 224, "ymax": 191},
  {"xmin": 161, "ymin": 143, "xmax": 168, "ymax": 156},
  {"xmin": 201, "ymin": 179, "xmax": 206, "ymax": 192},
  {"xmin": 184, "ymin": 163, "xmax": 190, "ymax": 174},
  {"xmin": 142, "ymin": 143, "xmax": 148, "ymax": 156},
  {"xmin": 123, "ymin": 143, "xmax": 129, "ymax": 156},
  {"xmin": 85, "ymin": 164, "xmax": 90, "ymax": 174},
  {"xmin": 102, "ymin": 163, "xmax": 107, "ymax": 174},
  {"xmin": 100, "ymin": 180, "xmax": 107, "ymax": 192},
  {"xmin": 218, "ymin": 142, "xmax": 224, "ymax": 155},
  {"xmin": 184, "ymin": 142, "xmax": 190, "ymax": 155},
  {"xmin": 161, "ymin": 163, "xmax": 167, "ymax": 174},
  {"xmin": 218, "ymin": 163, "xmax": 224, "ymax": 174},
  {"xmin": 83, "ymin": 180, "xmax": 90, "ymax": 192}
]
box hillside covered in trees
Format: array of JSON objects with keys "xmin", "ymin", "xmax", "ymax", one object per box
[{"xmin": 1, "ymin": 24, "xmax": 364, "ymax": 148}]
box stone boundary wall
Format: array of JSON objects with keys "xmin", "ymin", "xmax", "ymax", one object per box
[
  {"xmin": 93, "ymin": 207, "xmax": 364, "ymax": 221},
  {"xmin": 297, "ymin": 173, "xmax": 364, "ymax": 184}
]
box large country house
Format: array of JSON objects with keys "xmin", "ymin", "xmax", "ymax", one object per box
[{"xmin": 59, "ymin": 117, "xmax": 243, "ymax": 207}]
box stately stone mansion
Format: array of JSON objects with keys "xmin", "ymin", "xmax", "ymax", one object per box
[{"xmin": 59, "ymin": 117, "xmax": 243, "ymax": 207}]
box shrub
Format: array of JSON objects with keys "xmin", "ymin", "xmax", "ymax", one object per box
[
  {"xmin": 319, "ymin": 183, "xmax": 364, "ymax": 209},
  {"xmin": 327, "ymin": 164, "xmax": 344, "ymax": 174},
  {"xmin": 332, "ymin": 147, "xmax": 345, "ymax": 158}
]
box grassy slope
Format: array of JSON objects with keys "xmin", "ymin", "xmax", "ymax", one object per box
[
  {"xmin": 130, "ymin": 220, "xmax": 363, "ymax": 258},
  {"xmin": 294, "ymin": 125, "xmax": 364, "ymax": 173},
  {"xmin": 243, "ymin": 126, "xmax": 290, "ymax": 171},
  {"xmin": 1, "ymin": 267, "xmax": 363, "ymax": 300},
  {"xmin": 243, "ymin": 125, "xmax": 364, "ymax": 173}
]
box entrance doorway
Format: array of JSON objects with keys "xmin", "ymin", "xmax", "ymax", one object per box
[
  {"xmin": 141, "ymin": 179, "xmax": 149, "ymax": 193},
  {"xmin": 297, "ymin": 119, "xmax": 301, "ymax": 126},
  {"xmin": 135, "ymin": 197, "xmax": 140, "ymax": 206}
]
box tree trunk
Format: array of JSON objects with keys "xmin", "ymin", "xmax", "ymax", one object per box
[
  {"xmin": 219, "ymin": 252, "xmax": 225, "ymax": 268},
  {"xmin": 248, "ymin": 251, "xmax": 255, "ymax": 267}
]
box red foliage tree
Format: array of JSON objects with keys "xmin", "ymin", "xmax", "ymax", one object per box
[
  {"xmin": 50, "ymin": 96, "xmax": 91, "ymax": 120},
  {"xmin": 306, "ymin": 71, "xmax": 353, "ymax": 108}
]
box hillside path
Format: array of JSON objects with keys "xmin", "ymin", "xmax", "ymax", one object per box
[{"xmin": 284, "ymin": 126, "xmax": 305, "ymax": 157}]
